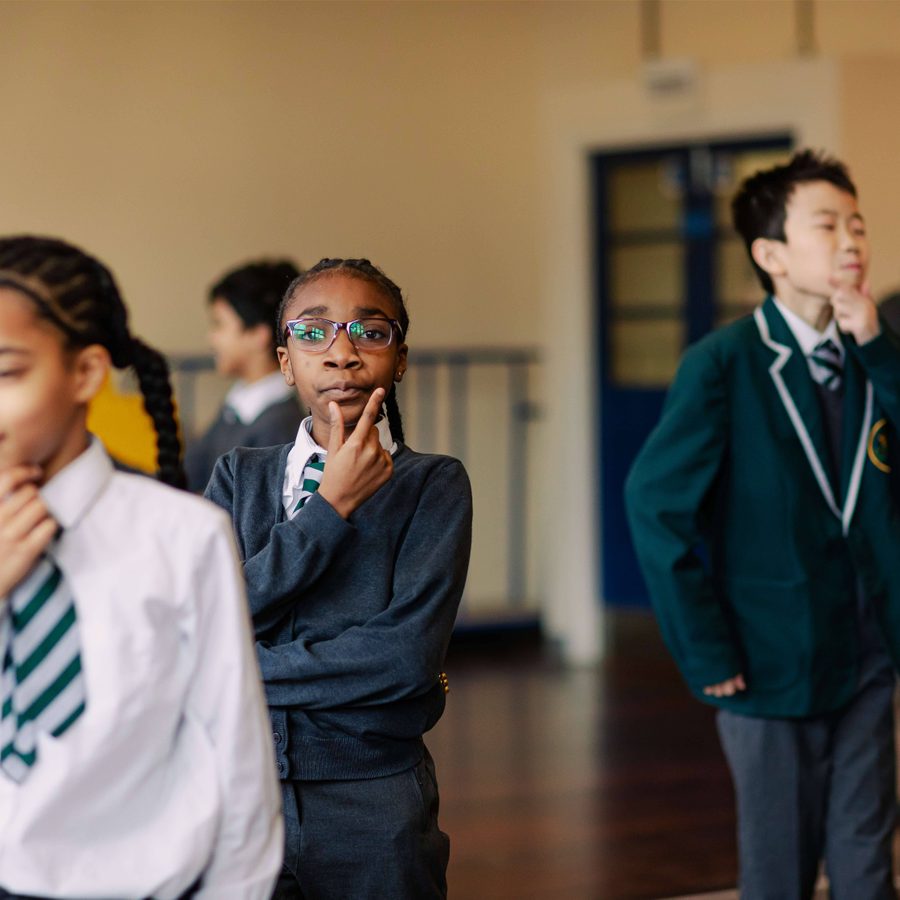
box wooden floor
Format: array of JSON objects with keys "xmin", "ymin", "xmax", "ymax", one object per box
[{"xmin": 428, "ymin": 612, "xmax": 738, "ymax": 900}]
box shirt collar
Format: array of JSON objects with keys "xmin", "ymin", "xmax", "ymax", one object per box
[
  {"xmin": 39, "ymin": 436, "xmax": 114, "ymax": 531},
  {"xmin": 291, "ymin": 414, "xmax": 397, "ymax": 460},
  {"xmin": 774, "ymin": 296, "xmax": 844, "ymax": 359},
  {"xmin": 281, "ymin": 415, "xmax": 397, "ymax": 512},
  {"xmin": 224, "ymin": 371, "xmax": 293, "ymax": 425}
]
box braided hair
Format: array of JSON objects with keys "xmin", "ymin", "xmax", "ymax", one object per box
[
  {"xmin": 0, "ymin": 236, "xmax": 186, "ymax": 488},
  {"xmin": 276, "ymin": 258, "xmax": 409, "ymax": 442}
]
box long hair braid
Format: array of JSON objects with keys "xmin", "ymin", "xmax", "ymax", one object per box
[
  {"xmin": 277, "ymin": 258, "xmax": 409, "ymax": 443},
  {"xmin": 0, "ymin": 235, "xmax": 186, "ymax": 488}
]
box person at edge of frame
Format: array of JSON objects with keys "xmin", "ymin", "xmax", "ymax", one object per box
[{"xmin": 626, "ymin": 150, "xmax": 900, "ymax": 899}]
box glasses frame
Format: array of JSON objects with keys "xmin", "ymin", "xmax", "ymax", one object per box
[{"xmin": 282, "ymin": 316, "xmax": 404, "ymax": 353}]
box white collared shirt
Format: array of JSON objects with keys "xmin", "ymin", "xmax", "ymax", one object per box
[
  {"xmin": 225, "ymin": 370, "xmax": 293, "ymax": 425},
  {"xmin": 282, "ymin": 416, "xmax": 397, "ymax": 517},
  {"xmin": 0, "ymin": 439, "xmax": 282, "ymax": 899},
  {"xmin": 774, "ymin": 296, "xmax": 845, "ymax": 378}
]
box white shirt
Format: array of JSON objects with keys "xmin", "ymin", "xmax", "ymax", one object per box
[
  {"xmin": 0, "ymin": 440, "xmax": 282, "ymax": 899},
  {"xmin": 774, "ymin": 296, "xmax": 845, "ymax": 377},
  {"xmin": 225, "ymin": 370, "xmax": 293, "ymax": 425},
  {"xmin": 281, "ymin": 415, "xmax": 397, "ymax": 518}
]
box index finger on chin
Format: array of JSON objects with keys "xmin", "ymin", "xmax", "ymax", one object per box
[
  {"xmin": 0, "ymin": 465, "xmax": 43, "ymax": 499},
  {"xmin": 352, "ymin": 388, "xmax": 385, "ymax": 439}
]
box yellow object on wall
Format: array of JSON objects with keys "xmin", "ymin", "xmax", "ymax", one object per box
[{"xmin": 86, "ymin": 375, "xmax": 158, "ymax": 473}]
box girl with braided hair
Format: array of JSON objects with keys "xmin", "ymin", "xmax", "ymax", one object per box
[
  {"xmin": 0, "ymin": 237, "xmax": 184, "ymax": 488},
  {"xmin": 0, "ymin": 236, "xmax": 282, "ymax": 898},
  {"xmin": 205, "ymin": 258, "xmax": 472, "ymax": 899}
]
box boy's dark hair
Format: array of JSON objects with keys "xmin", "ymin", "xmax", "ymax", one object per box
[
  {"xmin": 0, "ymin": 235, "xmax": 186, "ymax": 488},
  {"xmin": 277, "ymin": 258, "xmax": 409, "ymax": 443},
  {"xmin": 210, "ymin": 260, "xmax": 302, "ymax": 352},
  {"xmin": 732, "ymin": 149, "xmax": 857, "ymax": 294}
]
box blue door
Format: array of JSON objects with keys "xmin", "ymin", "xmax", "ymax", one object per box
[{"xmin": 594, "ymin": 137, "xmax": 792, "ymax": 607}]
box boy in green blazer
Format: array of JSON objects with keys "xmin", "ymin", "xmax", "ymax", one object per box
[{"xmin": 626, "ymin": 150, "xmax": 900, "ymax": 899}]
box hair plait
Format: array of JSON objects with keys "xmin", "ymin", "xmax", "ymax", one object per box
[{"xmin": 0, "ymin": 235, "xmax": 186, "ymax": 487}]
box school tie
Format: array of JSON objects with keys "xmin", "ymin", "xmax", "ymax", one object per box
[
  {"xmin": 0, "ymin": 556, "xmax": 86, "ymax": 783},
  {"xmin": 292, "ymin": 454, "xmax": 326, "ymax": 514},
  {"xmin": 809, "ymin": 337, "xmax": 843, "ymax": 392}
]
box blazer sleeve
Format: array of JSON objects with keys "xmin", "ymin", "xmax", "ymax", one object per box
[
  {"xmin": 851, "ymin": 326, "xmax": 900, "ymax": 430},
  {"xmin": 624, "ymin": 341, "xmax": 741, "ymax": 691},
  {"xmin": 256, "ymin": 459, "xmax": 473, "ymax": 709}
]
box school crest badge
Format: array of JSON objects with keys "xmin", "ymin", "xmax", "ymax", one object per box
[{"xmin": 867, "ymin": 418, "xmax": 891, "ymax": 473}]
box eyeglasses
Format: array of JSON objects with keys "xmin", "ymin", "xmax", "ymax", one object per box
[{"xmin": 283, "ymin": 317, "xmax": 403, "ymax": 353}]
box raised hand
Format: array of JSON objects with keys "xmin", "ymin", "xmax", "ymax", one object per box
[
  {"xmin": 317, "ymin": 388, "xmax": 394, "ymax": 519},
  {"xmin": 829, "ymin": 273, "xmax": 881, "ymax": 345},
  {"xmin": 0, "ymin": 465, "xmax": 57, "ymax": 598},
  {"xmin": 703, "ymin": 673, "xmax": 746, "ymax": 698}
]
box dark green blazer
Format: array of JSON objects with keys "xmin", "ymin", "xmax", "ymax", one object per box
[{"xmin": 625, "ymin": 297, "xmax": 900, "ymax": 717}]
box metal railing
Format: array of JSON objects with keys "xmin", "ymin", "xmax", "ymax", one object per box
[{"xmin": 169, "ymin": 347, "xmax": 542, "ymax": 624}]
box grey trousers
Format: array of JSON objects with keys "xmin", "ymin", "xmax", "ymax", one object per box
[
  {"xmin": 272, "ymin": 748, "xmax": 449, "ymax": 900},
  {"xmin": 717, "ymin": 662, "xmax": 897, "ymax": 900}
]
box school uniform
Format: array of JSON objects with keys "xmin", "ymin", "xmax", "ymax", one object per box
[
  {"xmin": 185, "ymin": 370, "xmax": 302, "ymax": 491},
  {"xmin": 625, "ymin": 297, "xmax": 900, "ymax": 898},
  {"xmin": 205, "ymin": 418, "xmax": 472, "ymax": 899},
  {"xmin": 0, "ymin": 439, "xmax": 283, "ymax": 899}
]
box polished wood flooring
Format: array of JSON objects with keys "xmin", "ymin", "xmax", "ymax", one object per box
[{"xmin": 428, "ymin": 612, "xmax": 738, "ymax": 900}]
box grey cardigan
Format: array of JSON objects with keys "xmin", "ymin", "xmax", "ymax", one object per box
[{"xmin": 205, "ymin": 442, "xmax": 472, "ymax": 780}]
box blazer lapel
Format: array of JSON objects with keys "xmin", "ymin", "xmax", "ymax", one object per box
[
  {"xmin": 754, "ymin": 298, "xmax": 841, "ymax": 522},
  {"xmin": 840, "ymin": 340, "xmax": 874, "ymax": 533}
]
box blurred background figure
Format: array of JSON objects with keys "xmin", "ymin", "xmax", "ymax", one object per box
[
  {"xmin": 878, "ymin": 290, "xmax": 900, "ymax": 335},
  {"xmin": 185, "ymin": 259, "xmax": 303, "ymax": 491}
]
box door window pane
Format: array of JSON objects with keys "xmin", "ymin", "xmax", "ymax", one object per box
[
  {"xmin": 716, "ymin": 235, "xmax": 763, "ymax": 310},
  {"xmin": 610, "ymin": 319, "xmax": 684, "ymax": 387},
  {"xmin": 609, "ymin": 243, "xmax": 683, "ymax": 310},
  {"xmin": 609, "ymin": 160, "xmax": 681, "ymax": 232},
  {"xmin": 713, "ymin": 148, "xmax": 792, "ymax": 227}
]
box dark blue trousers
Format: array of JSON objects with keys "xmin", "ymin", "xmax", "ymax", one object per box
[
  {"xmin": 717, "ymin": 657, "xmax": 897, "ymax": 900},
  {"xmin": 273, "ymin": 748, "xmax": 449, "ymax": 900}
]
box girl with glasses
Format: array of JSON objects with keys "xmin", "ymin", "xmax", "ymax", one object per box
[
  {"xmin": 0, "ymin": 236, "xmax": 282, "ymax": 898},
  {"xmin": 205, "ymin": 258, "xmax": 473, "ymax": 900}
]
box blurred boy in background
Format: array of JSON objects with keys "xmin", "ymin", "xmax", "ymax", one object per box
[{"xmin": 185, "ymin": 259, "xmax": 302, "ymax": 491}]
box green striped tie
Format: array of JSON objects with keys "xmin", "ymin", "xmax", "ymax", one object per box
[
  {"xmin": 293, "ymin": 455, "xmax": 326, "ymax": 513},
  {"xmin": 809, "ymin": 338, "xmax": 843, "ymax": 392},
  {"xmin": 1, "ymin": 556, "xmax": 86, "ymax": 783}
]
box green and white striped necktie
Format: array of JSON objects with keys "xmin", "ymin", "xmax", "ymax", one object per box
[
  {"xmin": 1, "ymin": 556, "xmax": 86, "ymax": 783},
  {"xmin": 809, "ymin": 337, "xmax": 843, "ymax": 392},
  {"xmin": 292, "ymin": 455, "xmax": 326, "ymax": 514}
]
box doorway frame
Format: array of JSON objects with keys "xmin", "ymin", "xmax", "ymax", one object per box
[{"xmin": 537, "ymin": 58, "xmax": 840, "ymax": 664}]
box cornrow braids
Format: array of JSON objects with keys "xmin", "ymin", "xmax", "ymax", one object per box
[
  {"xmin": 0, "ymin": 235, "xmax": 186, "ymax": 488},
  {"xmin": 277, "ymin": 258, "xmax": 409, "ymax": 443},
  {"xmin": 130, "ymin": 337, "xmax": 185, "ymax": 488}
]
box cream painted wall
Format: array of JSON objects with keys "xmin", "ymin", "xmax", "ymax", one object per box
[
  {"xmin": 3, "ymin": 0, "xmax": 900, "ymax": 661},
  {"xmin": 1, "ymin": 1, "xmax": 547, "ymax": 350}
]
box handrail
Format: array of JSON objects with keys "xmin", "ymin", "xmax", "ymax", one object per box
[{"xmin": 168, "ymin": 346, "xmax": 541, "ymax": 622}]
